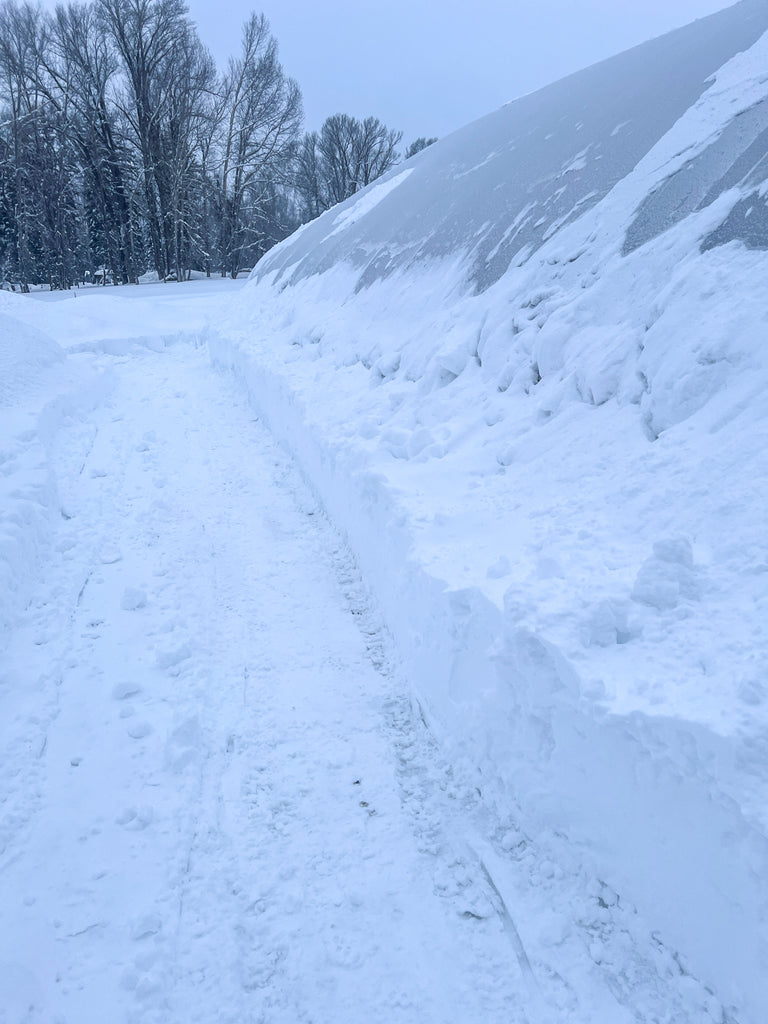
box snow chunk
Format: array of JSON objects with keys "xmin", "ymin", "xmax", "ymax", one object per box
[
  {"xmin": 155, "ymin": 644, "xmax": 192, "ymax": 671},
  {"xmin": 631, "ymin": 538, "xmax": 699, "ymax": 611},
  {"xmin": 582, "ymin": 599, "xmax": 635, "ymax": 648},
  {"xmin": 121, "ymin": 587, "xmax": 147, "ymax": 611},
  {"xmin": 487, "ymin": 556, "xmax": 511, "ymax": 579}
]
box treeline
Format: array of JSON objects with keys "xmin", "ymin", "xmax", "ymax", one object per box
[{"xmin": 0, "ymin": 0, "xmax": 430, "ymax": 289}]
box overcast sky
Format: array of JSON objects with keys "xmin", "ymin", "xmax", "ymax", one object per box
[{"xmin": 183, "ymin": 0, "xmax": 735, "ymax": 143}]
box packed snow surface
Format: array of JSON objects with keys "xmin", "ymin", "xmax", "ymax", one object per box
[
  {"xmin": 3, "ymin": 1, "xmax": 768, "ymax": 1021},
  {"xmin": 4, "ymin": 282, "xmax": 725, "ymax": 1024}
]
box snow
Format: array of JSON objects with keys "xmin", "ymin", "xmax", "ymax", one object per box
[
  {"xmin": 3, "ymin": 317, "xmax": 542, "ymax": 1022},
  {"xmin": 0, "ymin": 277, "xmax": 244, "ymax": 354},
  {"xmin": 256, "ymin": 0, "xmax": 768, "ymax": 294},
  {"xmin": 3, "ymin": 2, "xmax": 768, "ymax": 1021},
  {"xmin": 326, "ymin": 167, "xmax": 414, "ymax": 237},
  {"xmin": 0, "ymin": 312, "xmax": 100, "ymax": 642}
]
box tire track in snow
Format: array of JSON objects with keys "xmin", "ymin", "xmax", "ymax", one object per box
[
  {"xmin": 0, "ymin": 340, "xmax": 735, "ymax": 1024},
  {"xmin": 0, "ymin": 343, "xmax": 531, "ymax": 1024},
  {"xmin": 231, "ymin": 362, "xmax": 739, "ymax": 1024},
  {"xmin": 157, "ymin": 352, "xmax": 531, "ymax": 1024}
]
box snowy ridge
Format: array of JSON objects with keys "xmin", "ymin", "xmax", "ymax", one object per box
[
  {"xmin": 210, "ymin": 5, "xmax": 768, "ymax": 1020},
  {"xmin": 257, "ymin": 0, "xmax": 768, "ymax": 294}
]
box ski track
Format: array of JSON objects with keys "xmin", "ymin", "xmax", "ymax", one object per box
[{"xmin": 0, "ymin": 340, "xmax": 732, "ymax": 1024}]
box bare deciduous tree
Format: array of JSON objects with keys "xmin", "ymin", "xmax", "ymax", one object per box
[
  {"xmin": 0, "ymin": 1, "xmax": 305, "ymax": 287},
  {"xmin": 96, "ymin": 0, "xmax": 208, "ymax": 278},
  {"xmin": 404, "ymin": 136, "xmax": 437, "ymax": 159},
  {"xmin": 216, "ymin": 13, "xmax": 301, "ymax": 277},
  {"xmin": 42, "ymin": 3, "xmax": 138, "ymax": 282},
  {"xmin": 294, "ymin": 113, "xmax": 402, "ymax": 220},
  {"xmin": 0, "ymin": 0, "xmax": 87, "ymax": 288}
]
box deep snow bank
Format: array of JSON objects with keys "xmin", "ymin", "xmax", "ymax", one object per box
[
  {"xmin": 259, "ymin": 0, "xmax": 768, "ymax": 294},
  {"xmin": 0, "ymin": 303, "xmax": 101, "ymax": 644},
  {"xmin": 212, "ymin": 4, "xmax": 768, "ymax": 1019}
]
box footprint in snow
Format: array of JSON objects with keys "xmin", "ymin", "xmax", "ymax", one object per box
[
  {"xmin": 324, "ymin": 930, "xmax": 368, "ymax": 969},
  {"xmin": 130, "ymin": 914, "xmax": 162, "ymax": 940},
  {"xmin": 113, "ymin": 681, "xmax": 142, "ymax": 700},
  {"xmin": 121, "ymin": 587, "xmax": 147, "ymax": 611},
  {"xmin": 116, "ymin": 806, "xmax": 153, "ymax": 830},
  {"xmin": 100, "ymin": 546, "xmax": 122, "ymax": 565}
]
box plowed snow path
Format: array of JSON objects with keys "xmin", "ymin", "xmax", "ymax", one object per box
[
  {"xmin": 0, "ymin": 344, "xmax": 529, "ymax": 1024},
  {"xmin": 1, "ymin": 340, "xmax": 732, "ymax": 1024}
]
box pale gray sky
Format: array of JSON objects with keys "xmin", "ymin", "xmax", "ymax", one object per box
[{"xmin": 184, "ymin": 0, "xmax": 735, "ymax": 143}]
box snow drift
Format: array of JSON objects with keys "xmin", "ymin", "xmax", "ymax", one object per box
[
  {"xmin": 211, "ymin": 2, "xmax": 768, "ymax": 1020},
  {"xmin": 0, "ymin": 309, "xmax": 92, "ymax": 643}
]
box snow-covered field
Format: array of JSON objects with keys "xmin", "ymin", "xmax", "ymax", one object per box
[{"xmin": 3, "ymin": 1, "xmax": 768, "ymax": 1021}]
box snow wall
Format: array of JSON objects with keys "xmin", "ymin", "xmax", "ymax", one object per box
[
  {"xmin": 0, "ymin": 307, "xmax": 107, "ymax": 645},
  {"xmin": 209, "ymin": 4, "xmax": 768, "ymax": 1018}
]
